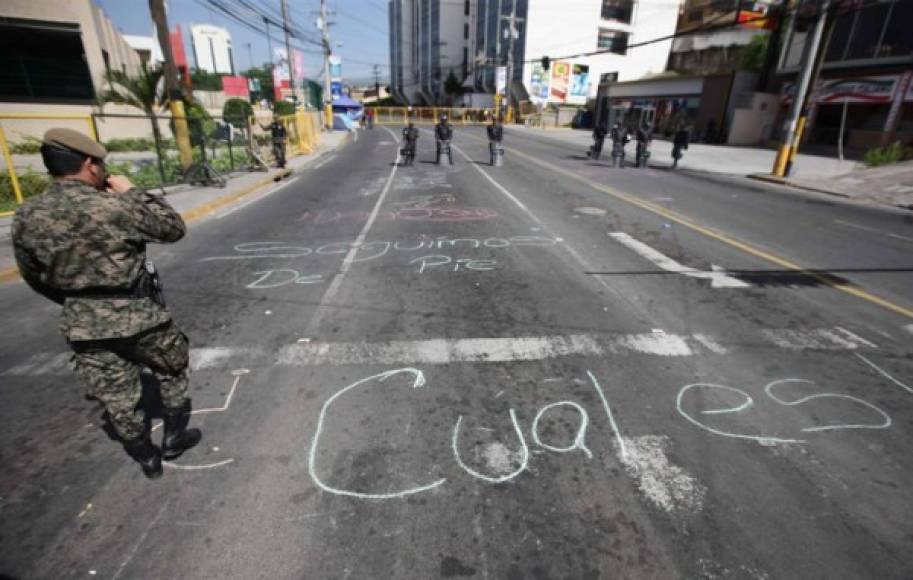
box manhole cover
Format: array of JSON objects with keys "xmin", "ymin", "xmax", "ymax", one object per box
[{"xmin": 574, "ymin": 206, "xmax": 607, "ymax": 216}]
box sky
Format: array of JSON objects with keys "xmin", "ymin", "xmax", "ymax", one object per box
[{"xmin": 94, "ymin": 0, "xmax": 391, "ymax": 85}]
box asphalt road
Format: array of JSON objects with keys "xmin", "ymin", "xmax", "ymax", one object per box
[{"xmin": 1, "ymin": 125, "xmax": 912, "ymax": 580}]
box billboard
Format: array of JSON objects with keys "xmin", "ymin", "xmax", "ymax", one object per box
[
  {"xmin": 274, "ymin": 48, "xmax": 290, "ymax": 81},
  {"xmin": 496, "ymin": 66, "xmax": 507, "ymax": 96},
  {"xmin": 549, "ymin": 61, "xmax": 570, "ymax": 103},
  {"xmin": 568, "ymin": 64, "xmax": 590, "ymax": 104},
  {"xmin": 529, "ymin": 63, "xmax": 549, "ymax": 104},
  {"xmin": 815, "ymin": 75, "xmax": 898, "ymax": 104},
  {"xmin": 329, "ymin": 56, "xmax": 342, "ymax": 79}
]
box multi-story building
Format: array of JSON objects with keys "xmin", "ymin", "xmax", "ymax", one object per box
[
  {"xmin": 0, "ymin": 0, "xmax": 142, "ymax": 106},
  {"xmin": 775, "ymin": 0, "xmax": 913, "ymax": 151},
  {"xmin": 389, "ymin": 0, "xmax": 679, "ymax": 107},
  {"xmin": 388, "ymin": 0, "xmax": 473, "ymax": 105},
  {"xmin": 191, "ymin": 24, "xmax": 235, "ymax": 75}
]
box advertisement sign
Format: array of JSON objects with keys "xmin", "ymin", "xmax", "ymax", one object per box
[
  {"xmin": 549, "ymin": 61, "xmax": 570, "ymax": 103},
  {"xmin": 529, "ymin": 63, "xmax": 549, "ymax": 103},
  {"xmin": 568, "ymin": 64, "xmax": 590, "ymax": 104},
  {"xmin": 331, "ymin": 80, "xmax": 343, "ymax": 99},
  {"xmin": 496, "ymin": 66, "xmax": 507, "ymax": 96},
  {"xmin": 329, "ymin": 56, "xmax": 342, "ymax": 79},
  {"xmin": 221, "ymin": 75, "xmax": 250, "ymax": 97},
  {"xmin": 815, "ymin": 75, "xmax": 898, "ymax": 104},
  {"xmin": 248, "ymin": 77, "xmax": 261, "ymax": 93},
  {"xmin": 273, "ymin": 48, "xmax": 290, "ymax": 81}
]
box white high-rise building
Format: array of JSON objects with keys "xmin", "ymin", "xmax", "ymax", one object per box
[
  {"xmin": 191, "ymin": 24, "xmax": 234, "ymax": 75},
  {"xmin": 390, "ymin": 0, "xmax": 680, "ymax": 106}
]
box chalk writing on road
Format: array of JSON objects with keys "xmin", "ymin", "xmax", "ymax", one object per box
[
  {"xmin": 307, "ymin": 367, "xmax": 622, "ymax": 499},
  {"xmin": 247, "ymin": 270, "xmax": 324, "ymax": 289},
  {"xmin": 409, "ymin": 255, "xmax": 497, "ymax": 273},
  {"xmin": 201, "ymin": 236, "xmax": 561, "ymax": 263},
  {"xmin": 297, "ymin": 207, "xmax": 499, "ymax": 224},
  {"xmin": 676, "ymin": 379, "xmax": 891, "ymax": 443}
]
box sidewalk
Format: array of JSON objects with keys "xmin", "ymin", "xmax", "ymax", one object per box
[
  {"xmin": 0, "ymin": 130, "xmax": 350, "ymax": 282},
  {"xmin": 504, "ymin": 125, "xmax": 913, "ymax": 210},
  {"xmin": 753, "ymin": 160, "xmax": 913, "ymax": 210},
  {"xmin": 504, "ymin": 125, "xmax": 861, "ymax": 178}
]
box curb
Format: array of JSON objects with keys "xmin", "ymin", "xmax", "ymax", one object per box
[
  {"xmin": 746, "ymin": 173, "xmax": 852, "ymax": 199},
  {"xmin": 180, "ymin": 168, "xmax": 292, "ymax": 223}
]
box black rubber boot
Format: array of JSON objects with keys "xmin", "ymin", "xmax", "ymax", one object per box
[
  {"xmin": 161, "ymin": 400, "xmax": 202, "ymax": 460},
  {"xmin": 123, "ymin": 432, "xmax": 163, "ymax": 479}
]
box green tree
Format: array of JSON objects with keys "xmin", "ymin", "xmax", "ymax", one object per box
[
  {"xmin": 739, "ymin": 34, "xmax": 769, "ymax": 71},
  {"xmin": 243, "ymin": 65, "xmax": 275, "ymax": 104},
  {"xmin": 100, "ymin": 63, "xmax": 170, "ymax": 178},
  {"xmin": 223, "ymin": 98, "xmax": 254, "ymax": 131},
  {"xmin": 443, "ymin": 70, "xmax": 463, "ymax": 105},
  {"xmin": 190, "ymin": 69, "xmax": 223, "ymax": 91},
  {"xmin": 273, "ymin": 100, "xmax": 296, "ymax": 117}
]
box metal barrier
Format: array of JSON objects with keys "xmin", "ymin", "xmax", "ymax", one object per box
[
  {"xmin": 0, "ymin": 109, "xmax": 325, "ymax": 216},
  {"xmin": 368, "ymin": 107, "xmax": 499, "ymax": 125}
]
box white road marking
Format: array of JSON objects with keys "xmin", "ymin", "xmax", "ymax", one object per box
[
  {"xmin": 834, "ymin": 219, "xmax": 913, "ymax": 243},
  {"xmin": 608, "ymin": 232, "xmax": 750, "ymax": 288},
  {"xmin": 302, "ymin": 126, "xmax": 401, "ymax": 336},
  {"xmin": 311, "ymin": 155, "xmax": 335, "ymax": 170},
  {"xmin": 277, "ymin": 333, "xmax": 692, "ymax": 366},
  {"xmin": 2, "ymin": 327, "xmax": 884, "ymax": 376},
  {"xmin": 587, "ymin": 370, "xmax": 627, "ymax": 461},
  {"xmin": 761, "ymin": 328, "xmax": 877, "ymax": 350},
  {"xmin": 855, "ymin": 353, "xmax": 913, "ymax": 395}
]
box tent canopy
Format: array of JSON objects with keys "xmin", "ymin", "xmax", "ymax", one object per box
[{"xmin": 332, "ymin": 94, "xmax": 363, "ymax": 110}]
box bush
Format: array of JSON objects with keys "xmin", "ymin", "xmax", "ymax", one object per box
[
  {"xmin": 273, "ymin": 100, "xmax": 296, "ymax": 117},
  {"xmin": 0, "ymin": 169, "xmax": 51, "ymax": 211},
  {"xmin": 10, "ymin": 137, "xmax": 42, "ymax": 154},
  {"xmin": 863, "ymin": 141, "xmax": 913, "ymax": 167},
  {"xmin": 104, "ymin": 137, "xmax": 157, "ymax": 152},
  {"xmin": 223, "ymin": 98, "xmax": 254, "ymax": 130}
]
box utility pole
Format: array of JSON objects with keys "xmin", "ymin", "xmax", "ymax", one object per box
[
  {"xmin": 500, "ymin": 5, "xmax": 523, "ymax": 123},
  {"xmin": 148, "ymin": 0, "xmax": 192, "ymax": 170},
  {"xmin": 246, "ymin": 42, "xmax": 253, "ymax": 71},
  {"xmin": 373, "ymin": 64, "xmax": 381, "ymax": 103},
  {"xmin": 264, "ymin": 17, "xmax": 274, "ymax": 67},
  {"xmin": 280, "ymin": 0, "xmax": 296, "ymax": 108},
  {"xmin": 319, "ymin": 0, "xmax": 334, "ymax": 129},
  {"xmin": 772, "ymin": 0, "xmax": 833, "ymax": 177}
]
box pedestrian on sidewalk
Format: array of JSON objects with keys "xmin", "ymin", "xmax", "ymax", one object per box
[{"xmin": 11, "ymin": 128, "xmax": 202, "ymax": 480}]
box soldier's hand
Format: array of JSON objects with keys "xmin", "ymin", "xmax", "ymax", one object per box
[{"xmin": 105, "ymin": 175, "xmax": 135, "ymax": 194}]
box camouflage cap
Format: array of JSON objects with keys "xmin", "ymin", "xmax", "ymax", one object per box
[{"xmin": 42, "ymin": 128, "xmax": 107, "ymax": 160}]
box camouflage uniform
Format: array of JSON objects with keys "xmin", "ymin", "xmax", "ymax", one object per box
[{"xmin": 12, "ymin": 179, "xmax": 188, "ymax": 440}]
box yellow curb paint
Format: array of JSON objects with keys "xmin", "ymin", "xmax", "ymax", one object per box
[
  {"xmin": 0, "ymin": 266, "xmax": 19, "ymax": 283},
  {"xmin": 501, "ymin": 141, "xmax": 913, "ymax": 320},
  {"xmin": 180, "ymin": 170, "xmax": 291, "ymax": 223},
  {"xmin": 0, "ymin": 210, "xmax": 14, "ymax": 217}
]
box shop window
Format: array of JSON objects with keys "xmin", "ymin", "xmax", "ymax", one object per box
[
  {"xmin": 845, "ymin": 2, "xmax": 890, "ymax": 60},
  {"xmin": 598, "ymin": 29, "xmax": 629, "ymax": 54},
  {"xmin": 0, "ymin": 19, "xmax": 95, "ymax": 102},
  {"xmin": 878, "ymin": 0, "xmax": 913, "ymax": 58},
  {"xmin": 824, "ymin": 12, "xmax": 854, "ymax": 61},
  {"xmin": 602, "ymin": 0, "xmax": 634, "ymax": 23}
]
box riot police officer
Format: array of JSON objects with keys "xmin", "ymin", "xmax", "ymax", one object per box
[
  {"xmin": 610, "ymin": 123, "xmax": 630, "ymax": 168},
  {"xmin": 487, "ymin": 116, "xmax": 504, "ymax": 166},
  {"xmin": 434, "ymin": 114, "xmax": 454, "ymax": 165},
  {"xmin": 12, "ymin": 128, "xmax": 201, "ymax": 479},
  {"xmin": 401, "ymin": 120, "xmax": 419, "ymax": 166}
]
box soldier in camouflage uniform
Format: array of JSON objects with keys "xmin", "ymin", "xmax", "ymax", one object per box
[{"xmin": 12, "ymin": 128, "xmax": 201, "ymax": 479}]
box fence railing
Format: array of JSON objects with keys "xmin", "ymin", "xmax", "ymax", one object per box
[{"xmin": 0, "ymin": 110, "xmax": 323, "ymax": 216}]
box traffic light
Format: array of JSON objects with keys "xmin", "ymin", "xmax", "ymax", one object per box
[{"xmin": 541, "ymin": 56, "xmax": 550, "ymax": 71}]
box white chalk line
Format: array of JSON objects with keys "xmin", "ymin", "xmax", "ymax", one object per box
[
  {"xmin": 855, "ymin": 353, "xmax": 913, "ymax": 395},
  {"xmin": 216, "ymin": 176, "xmax": 299, "ymax": 219},
  {"xmin": 111, "ymin": 501, "xmax": 169, "ymax": 580},
  {"xmin": 531, "ymin": 401, "xmax": 593, "ymax": 458},
  {"xmin": 311, "ymin": 155, "xmax": 335, "ymax": 170},
  {"xmin": 303, "ymin": 126, "xmax": 401, "ymax": 336},
  {"xmin": 452, "ymin": 409, "xmax": 530, "ymax": 484},
  {"xmin": 587, "ymin": 370, "xmax": 627, "ymax": 461},
  {"xmin": 307, "ymin": 368, "xmax": 447, "ymax": 499},
  {"xmin": 764, "ymin": 379, "xmax": 891, "ymax": 431}
]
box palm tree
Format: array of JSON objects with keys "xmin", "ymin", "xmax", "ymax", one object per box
[{"xmin": 100, "ymin": 63, "xmax": 170, "ymax": 182}]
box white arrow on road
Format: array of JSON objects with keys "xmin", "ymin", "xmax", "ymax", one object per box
[{"xmin": 609, "ymin": 232, "xmax": 750, "ymax": 288}]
